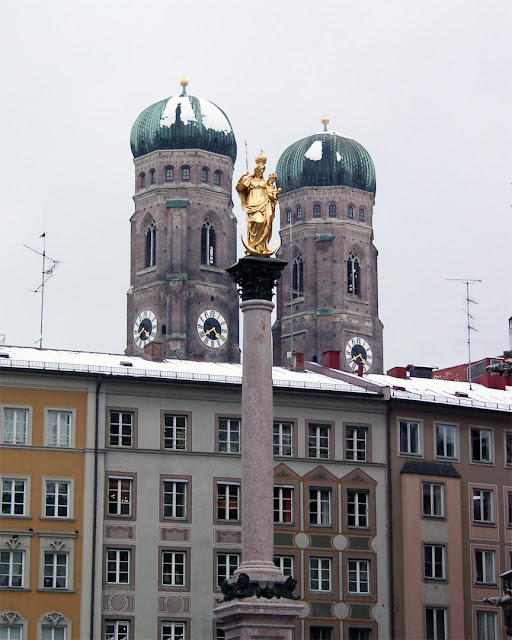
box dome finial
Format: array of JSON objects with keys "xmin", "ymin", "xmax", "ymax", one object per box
[
  {"xmin": 180, "ymin": 77, "xmax": 189, "ymax": 96},
  {"xmin": 321, "ymin": 115, "xmax": 330, "ymax": 132}
]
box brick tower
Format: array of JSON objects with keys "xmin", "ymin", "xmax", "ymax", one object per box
[
  {"xmin": 126, "ymin": 80, "xmax": 240, "ymax": 362},
  {"xmin": 272, "ymin": 117, "xmax": 383, "ymax": 373}
]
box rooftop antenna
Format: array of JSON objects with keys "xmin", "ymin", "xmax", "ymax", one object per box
[
  {"xmin": 23, "ymin": 232, "xmax": 61, "ymax": 349},
  {"xmin": 447, "ymin": 278, "xmax": 482, "ymax": 389}
]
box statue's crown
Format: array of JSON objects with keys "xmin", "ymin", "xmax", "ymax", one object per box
[{"xmin": 255, "ymin": 151, "xmax": 267, "ymax": 166}]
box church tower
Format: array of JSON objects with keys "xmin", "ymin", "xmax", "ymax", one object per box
[
  {"xmin": 126, "ymin": 80, "xmax": 240, "ymax": 362},
  {"xmin": 272, "ymin": 118, "xmax": 383, "ymax": 373}
]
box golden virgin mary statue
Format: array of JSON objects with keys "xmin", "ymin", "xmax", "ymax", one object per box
[{"xmin": 236, "ymin": 152, "xmax": 280, "ymax": 256}]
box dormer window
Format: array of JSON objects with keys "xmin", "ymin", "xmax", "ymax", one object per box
[{"xmin": 182, "ymin": 167, "xmax": 190, "ymax": 182}]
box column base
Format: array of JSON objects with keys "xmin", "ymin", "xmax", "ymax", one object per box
[{"xmin": 214, "ymin": 598, "xmax": 303, "ymax": 640}]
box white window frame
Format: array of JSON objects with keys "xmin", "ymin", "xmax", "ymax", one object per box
[
  {"xmin": 161, "ymin": 550, "xmax": 186, "ymax": 587},
  {"xmin": 38, "ymin": 612, "xmax": 71, "ymax": 640},
  {"xmin": 424, "ymin": 544, "xmax": 446, "ymax": 580},
  {"xmin": 45, "ymin": 408, "xmax": 75, "ymax": 448},
  {"xmin": 422, "ymin": 482, "xmax": 445, "ymax": 518},
  {"xmin": 470, "ymin": 427, "xmax": 493, "ymax": 464},
  {"xmin": 106, "ymin": 549, "xmax": 131, "ymax": 585},
  {"xmin": 273, "ymin": 422, "xmax": 293, "ymax": 456},
  {"xmin": 348, "ymin": 559, "xmax": 370, "ymax": 594},
  {"xmin": 347, "ymin": 489, "xmax": 369, "ymax": 528},
  {"xmin": 43, "ymin": 551, "xmax": 68, "ymax": 590},
  {"xmin": 43, "ymin": 478, "xmax": 73, "ymax": 519},
  {"xmin": 309, "ymin": 557, "xmax": 332, "ymax": 592},
  {"xmin": 435, "ymin": 423, "xmax": 458, "ymax": 459},
  {"xmin": 274, "ymin": 555, "xmax": 294, "ymax": 577},
  {"xmin": 163, "ymin": 414, "xmax": 187, "ymax": 451},
  {"xmin": 0, "ymin": 616, "xmax": 25, "ymax": 639},
  {"xmin": 218, "ymin": 418, "xmax": 240, "ymax": 454},
  {"xmin": 1, "ymin": 476, "xmax": 28, "ymax": 516},
  {"xmin": 161, "ymin": 621, "xmax": 185, "ymax": 640},
  {"xmin": 108, "ymin": 411, "xmax": 134, "ymax": 448},
  {"xmin": 104, "ymin": 620, "xmax": 130, "ymax": 640},
  {"xmin": 475, "ymin": 549, "xmax": 496, "ymax": 584},
  {"xmin": 0, "ymin": 550, "xmax": 24, "ymax": 588},
  {"xmin": 217, "ymin": 483, "xmax": 240, "ymax": 521},
  {"xmin": 162, "ymin": 480, "xmax": 187, "ymax": 519},
  {"xmin": 38, "ymin": 534, "xmax": 76, "ymax": 592},
  {"xmin": 475, "ymin": 611, "xmax": 497, "ymax": 640},
  {"xmin": 425, "ymin": 607, "xmax": 447, "ymax": 640},
  {"xmin": 216, "ymin": 552, "xmax": 240, "ymax": 588},
  {"xmin": 309, "ymin": 488, "xmax": 331, "ymax": 526},
  {"xmin": 399, "ymin": 419, "xmax": 421, "ymax": 456},
  {"xmin": 273, "ymin": 486, "xmax": 293, "ymax": 524},
  {"xmin": 472, "ymin": 488, "xmax": 494, "ymax": 524},
  {"xmin": 1, "ymin": 406, "xmax": 31, "ymax": 445},
  {"xmin": 107, "ymin": 477, "xmax": 132, "ymax": 518},
  {"xmin": 345, "ymin": 426, "xmax": 367, "ymax": 461},
  {"xmin": 308, "ymin": 424, "xmax": 330, "ymax": 459}
]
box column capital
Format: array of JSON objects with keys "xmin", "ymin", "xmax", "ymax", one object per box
[{"xmin": 227, "ymin": 256, "xmax": 287, "ymax": 302}]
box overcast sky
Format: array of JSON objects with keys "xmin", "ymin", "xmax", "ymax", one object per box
[{"xmin": 1, "ymin": 0, "xmax": 510, "ymax": 371}]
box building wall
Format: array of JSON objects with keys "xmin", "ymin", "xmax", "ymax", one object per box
[
  {"xmin": 0, "ymin": 379, "xmax": 92, "ymax": 640},
  {"xmin": 273, "ymin": 185, "xmax": 383, "ymax": 374}
]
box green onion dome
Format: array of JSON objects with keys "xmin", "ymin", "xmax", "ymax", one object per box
[
  {"xmin": 130, "ymin": 79, "xmax": 237, "ymax": 163},
  {"xmin": 276, "ymin": 117, "xmax": 376, "ymax": 194}
]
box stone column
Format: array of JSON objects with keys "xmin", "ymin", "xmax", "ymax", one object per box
[{"xmin": 214, "ymin": 256, "xmax": 302, "ymax": 640}]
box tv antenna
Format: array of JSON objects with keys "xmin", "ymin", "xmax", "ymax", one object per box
[
  {"xmin": 24, "ymin": 232, "xmax": 61, "ymax": 349},
  {"xmin": 447, "ymin": 278, "xmax": 482, "ymax": 389}
]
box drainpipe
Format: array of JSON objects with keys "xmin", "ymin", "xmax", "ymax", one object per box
[
  {"xmin": 386, "ymin": 397, "xmax": 396, "ymax": 639},
  {"xmin": 90, "ymin": 374, "xmax": 103, "ymax": 639}
]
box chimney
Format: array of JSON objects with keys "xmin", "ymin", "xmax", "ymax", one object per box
[
  {"xmin": 143, "ymin": 342, "xmax": 163, "ymax": 361},
  {"xmin": 292, "ymin": 353, "xmax": 304, "ymax": 371},
  {"xmin": 386, "ymin": 366, "xmax": 408, "ymax": 379},
  {"xmin": 322, "ymin": 351, "xmax": 340, "ymax": 370}
]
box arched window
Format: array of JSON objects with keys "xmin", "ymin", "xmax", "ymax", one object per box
[
  {"xmin": 161, "ymin": 324, "xmax": 167, "ymax": 336},
  {"xmin": 149, "ymin": 169, "xmax": 156, "ymax": 185},
  {"xmin": 165, "ymin": 167, "xmax": 174, "ymax": 182},
  {"xmin": 214, "ymin": 171, "xmax": 221, "ymax": 186},
  {"xmin": 313, "ymin": 205, "xmax": 321, "ymax": 218},
  {"xmin": 347, "ymin": 205, "xmax": 354, "ymax": 219},
  {"xmin": 329, "ymin": 204, "xmax": 337, "ymax": 218},
  {"xmin": 292, "ymin": 254, "xmax": 304, "ymax": 298},
  {"xmin": 347, "ymin": 251, "xmax": 360, "ymax": 295},
  {"xmin": 139, "ymin": 173, "xmax": 146, "ymax": 189},
  {"xmin": 201, "ymin": 168, "xmax": 208, "ymax": 183},
  {"xmin": 201, "ymin": 218, "xmax": 216, "ymax": 266},
  {"xmin": 359, "ymin": 208, "xmax": 365, "ymax": 221},
  {"xmin": 296, "ymin": 206, "xmax": 303, "ymax": 221},
  {"xmin": 286, "ymin": 210, "xmax": 292, "ymax": 224},
  {"xmin": 182, "ymin": 166, "xmax": 190, "ymax": 182},
  {"xmin": 145, "ymin": 220, "xmax": 156, "ymax": 268}
]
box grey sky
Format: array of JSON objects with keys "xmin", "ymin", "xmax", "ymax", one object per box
[{"xmin": 1, "ymin": 0, "xmax": 510, "ymax": 371}]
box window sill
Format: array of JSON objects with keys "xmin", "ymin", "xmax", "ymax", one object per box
[
  {"xmin": 159, "ymin": 585, "xmax": 189, "ymax": 592},
  {"xmin": 136, "ymin": 266, "xmax": 157, "ymax": 276},
  {"xmin": 105, "ymin": 515, "xmax": 135, "ymax": 521},
  {"xmin": 40, "ymin": 517, "xmax": 76, "ymax": 522},
  {"xmin": 470, "ymin": 460, "xmax": 494, "ymax": 466},
  {"xmin": 0, "ymin": 514, "xmax": 32, "ymax": 519},
  {"xmin": 0, "ymin": 587, "xmax": 31, "ymax": 591},
  {"xmin": 473, "ymin": 521, "xmax": 496, "ymax": 526},
  {"xmin": 398, "ymin": 452, "xmax": 423, "ymax": 458},
  {"xmin": 104, "ymin": 584, "xmax": 134, "ymax": 590},
  {"xmin": 475, "ymin": 582, "xmax": 498, "ymax": 588},
  {"xmin": 37, "ymin": 588, "xmax": 75, "ymax": 593},
  {"xmin": 424, "ymin": 578, "xmax": 446, "ymax": 583},
  {"xmin": 199, "ymin": 265, "xmax": 224, "ymax": 274}
]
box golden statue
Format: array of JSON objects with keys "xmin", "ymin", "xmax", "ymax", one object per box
[{"xmin": 236, "ymin": 152, "xmax": 281, "ymax": 256}]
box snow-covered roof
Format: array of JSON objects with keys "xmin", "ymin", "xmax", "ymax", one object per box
[{"xmin": 0, "ymin": 346, "xmax": 376, "ymax": 395}]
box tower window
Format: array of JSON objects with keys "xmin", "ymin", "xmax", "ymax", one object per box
[
  {"xmin": 313, "ymin": 205, "xmax": 321, "ymax": 218},
  {"xmin": 214, "ymin": 171, "xmax": 221, "ymax": 186},
  {"xmin": 286, "ymin": 210, "xmax": 292, "ymax": 224},
  {"xmin": 145, "ymin": 220, "xmax": 156, "ymax": 268},
  {"xmin": 347, "ymin": 251, "xmax": 360, "ymax": 295},
  {"xmin": 182, "ymin": 167, "xmax": 190, "ymax": 181},
  {"xmin": 149, "ymin": 169, "xmax": 156, "ymax": 184},
  {"xmin": 292, "ymin": 254, "xmax": 304, "ymax": 298},
  {"xmin": 165, "ymin": 167, "xmax": 174, "ymax": 182},
  {"xmin": 347, "ymin": 205, "xmax": 354, "ymax": 219},
  {"xmin": 329, "ymin": 204, "xmax": 337, "ymax": 218},
  {"xmin": 359, "ymin": 208, "xmax": 365, "ymax": 221},
  {"xmin": 296, "ymin": 206, "xmax": 302, "ymax": 221},
  {"xmin": 201, "ymin": 168, "xmax": 208, "ymax": 183},
  {"xmin": 140, "ymin": 173, "xmax": 146, "ymax": 189},
  {"xmin": 201, "ymin": 217, "xmax": 216, "ymax": 266}
]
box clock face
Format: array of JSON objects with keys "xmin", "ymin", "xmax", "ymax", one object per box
[
  {"xmin": 133, "ymin": 310, "xmax": 157, "ymax": 349},
  {"xmin": 197, "ymin": 309, "xmax": 228, "ymax": 349},
  {"xmin": 345, "ymin": 337, "xmax": 373, "ymax": 372}
]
